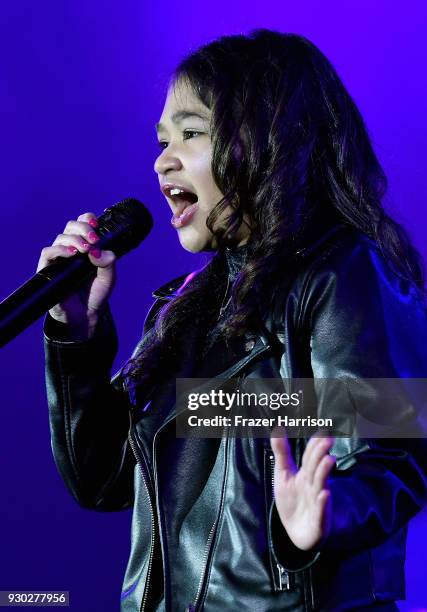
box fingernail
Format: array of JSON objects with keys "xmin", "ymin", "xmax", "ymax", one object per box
[
  {"xmin": 82, "ymin": 242, "xmax": 90, "ymax": 249},
  {"xmin": 90, "ymin": 248, "xmax": 101, "ymax": 258},
  {"xmin": 67, "ymin": 246, "xmax": 78, "ymax": 254},
  {"xmin": 88, "ymin": 231, "xmax": 98, "ymax": 243},
  {"xmin": 88, "ymin": 218, "xmax": 98, "ymax": 228}
]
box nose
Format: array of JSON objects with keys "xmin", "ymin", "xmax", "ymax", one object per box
[{"xmin": 154, "ymin": 146, "xmax": 183, "ymax": 176}]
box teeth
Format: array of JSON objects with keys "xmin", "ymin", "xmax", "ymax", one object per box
[{"xmin": 170, "ymin": 188, "xmax": 185, "ymax": 196}]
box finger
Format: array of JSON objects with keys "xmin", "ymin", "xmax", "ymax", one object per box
[
  {"xmin": 300, "ymin": 435, "xmax": 320, "ymax": 468},
  {"xmin": 63, "ymin": 220, "xmax": 100, "ymax": 244},
  {"xmin": 300, "ymin": 436, "xmax": 325, "ymax": 474},
  {"xmin": 313, "ymin": 454, "xmax": 336, "ymax": 493},
  {"xmin": 77, "ymin": 211, "xmax": 99, "ymax": 229},
  {"xmin": 316, "ymin": 489, "xmax": 331, "ymax": 517},
  {"xmin": 87, "ymin": 248, "xmax": 116, "ymax": 269},
  {"xmin": 303, "ymin": 436, "xmax": 334, "ymax": 483},
  {"xmin": 37, "ymin": 244, "xmax": 79, "ymax": 272},
  {"xmin": 270, "ymin": 427, "xmax": 297, "ymax": 477},
  {"xmin": 52, "ymin": 233, "xmax": 92, "ymax": 253},
  {"xmin": 302, "ymin": 436, "xmax": 334, "ymax": 484}
]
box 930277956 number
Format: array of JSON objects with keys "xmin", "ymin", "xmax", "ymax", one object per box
[{"xmin": 0, "ymin": 592, "xmax": 69, "ymax": 607}]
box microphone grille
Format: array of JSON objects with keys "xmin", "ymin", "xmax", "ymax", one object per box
[{"xmin": 96, "ymin": 198, "xmax": 153, "ymax": 257}]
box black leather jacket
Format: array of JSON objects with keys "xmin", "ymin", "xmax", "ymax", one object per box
[{"xmin": 44, "ymin": 223, "xmax": 427, "ymax": 611}]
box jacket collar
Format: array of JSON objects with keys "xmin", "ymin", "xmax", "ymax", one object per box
[
  {"xmin": 294, "ymin": 220, "xmax": 350, "ymax": 258},
  {"xmin": 151, "ymin": 220, "xmax": 350, "ymax": 300},
  {"xmin": 152, "ymin": 270, "xmax": 198, "ymax": 299}
]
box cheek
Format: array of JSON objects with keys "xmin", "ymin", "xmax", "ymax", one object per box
[
  {"xmin": 193, "ymin": 149, "xmax": 220, "ymax": 192},
  {"xmin": 189, "ymin": 147, "xmax": 224, "ymax": 215},
  {"xmin": 193, "ymin": 151, "xmax": 212, "ymax": 180},
  {"xmin": 197, "ymin": 170, "xmax": 223, "ymax": 206}
]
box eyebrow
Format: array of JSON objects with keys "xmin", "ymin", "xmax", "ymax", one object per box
[{"xmin": 155, "ymin": 110, "xmax": 209, "ymax": 133}]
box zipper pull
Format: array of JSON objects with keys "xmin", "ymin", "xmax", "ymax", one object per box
[{"xmin": 276, "ymin": 563, "xmax": 290, "ymax": 590}]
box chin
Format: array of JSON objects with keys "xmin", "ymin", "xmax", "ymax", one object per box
[{"xmin": 177, "ymin": 227, "xmax": 214, "ymax": 254}]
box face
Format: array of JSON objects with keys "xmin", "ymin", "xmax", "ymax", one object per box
[{"xmin": 154, "ymin": 79, "xmax": 250, "ymax": 253}]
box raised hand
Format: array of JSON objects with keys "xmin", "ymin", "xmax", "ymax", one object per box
[{"xmin": 270, "ymin": 431, "xmax": 336, "ymax": 551}]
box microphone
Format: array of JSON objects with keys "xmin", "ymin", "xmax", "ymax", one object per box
[{"xmin": 0, "ymin": 198, "xmax": 153, "ymax": 347}]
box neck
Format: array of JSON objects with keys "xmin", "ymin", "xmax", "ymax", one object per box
[{"xmin": 224, "ymin": 242, "xmax": 251, "ymax": 281}]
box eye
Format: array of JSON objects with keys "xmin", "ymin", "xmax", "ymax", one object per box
[
  {"xmin": 183, "ymin": 130, "xmax": 204, "ymax": 140},
  {"xmin": 156, "ymin": 130, "xmax": 204, "ymax": 150}
]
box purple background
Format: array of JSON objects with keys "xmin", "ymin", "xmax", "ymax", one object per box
[{"xmin": 1, "ymin": 1, "xmax": 426, "ymax": 610}]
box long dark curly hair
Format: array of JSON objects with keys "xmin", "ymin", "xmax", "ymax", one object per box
[{"xmin": 123, "ymin": 28, "xmax": 425, "ymax": 393}]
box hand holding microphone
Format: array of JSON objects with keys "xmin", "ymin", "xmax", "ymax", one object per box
[
  {"xmin": 0, "ymin": 198, "xmax": 153, "ymax": 347},
  {"xmin": 37, "ymin": 211, "xmax": 117, "ymax": 339}
]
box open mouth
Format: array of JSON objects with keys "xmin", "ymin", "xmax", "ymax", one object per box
[
  {"xmin": 161, "ymin": 184, "xmax": 200, "ymax": 228},
  {"xmin": 167, "ymin": 187, "xmax": 199, "ymax": 217}
]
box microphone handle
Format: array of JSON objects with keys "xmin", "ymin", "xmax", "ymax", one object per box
[{"xmin": 0, "ymin": 254, "xmax": 95, "ymax": 348}]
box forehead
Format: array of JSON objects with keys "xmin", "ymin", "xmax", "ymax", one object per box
[{"xmin": 156, "ymin": 80, "xmax": 210, "ymax": 130}]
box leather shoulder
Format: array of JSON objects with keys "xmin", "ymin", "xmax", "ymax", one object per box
[
  {"xmin": 296, "ymin": 226, "xmax": 427, "ymax": 334},
  {"xmin": 271, "ymin": 224, "xmax": 425, "ymax": 338},
  {"xmin": 141, "ymin": 270, "xmax": 198, "ymax": 337},
  {"xmin": 300, "ymin": 226, "xmax": 417, "ymax": 293},
  {"xmin": 151, "ymin": 271, "xmax": 197, "ymax": 299}
]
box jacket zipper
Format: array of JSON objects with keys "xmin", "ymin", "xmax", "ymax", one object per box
[
  {"xmin": 190, "ymin": 434, "xmax": 230, "ymax": 611},
  {"xmin": 269, "ymin": 452, "xmax": 290, "ymax": 591},
  {"xmin": 192, "ymin": 518, "xmax": 218, "ymax": 608},
  {"xmin": 190, "ymin": 375, "xmax": 244, "ymax": 609},
  {"xmin": 128, "ymin": 429, "xmax": 157, "ymax": 612},
  {"xmin": 151, "ymin": 417, "xmax": 225, "ymax": 612},
  {"xmin": 190, "ymin": 378, "xmax": 243, "ymax": 610}
]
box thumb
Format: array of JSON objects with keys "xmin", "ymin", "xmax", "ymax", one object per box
[
  {"xmin": 88, "ymin": 249, "xmax": 116, "ymax": 281},
  {"xmin": 270, "ymin": 427, "xmax": 297, "ymax": 476},
  {"xmin": 87, "ymin": 248, "xmax": 116, "ymax": 269}
]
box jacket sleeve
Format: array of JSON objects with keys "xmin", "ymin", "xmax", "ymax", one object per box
[
  {"xmin": 270, "ymin": 233, "xmax": 427, "ymax": 568},
  {"xmin": 308, "ymin": 236, "xmax": 427, "ymax": 552},
  {"xmin": 44, "ymin": 301, "xmax": 160, "ymax": 511},
  {"xmin": 44, "ymin": 305, "xmax": 133, "ymax": 510}
]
